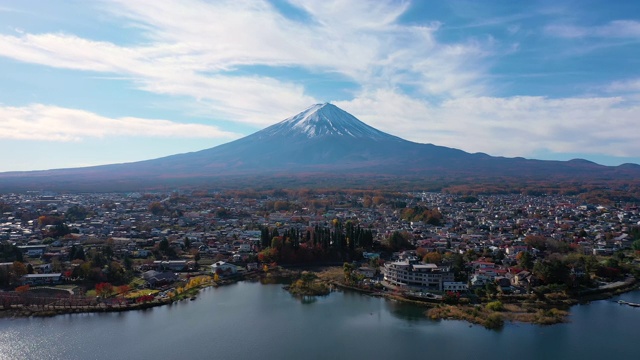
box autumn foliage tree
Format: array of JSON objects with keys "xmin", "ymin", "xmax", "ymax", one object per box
[
  {"xmin": 116, "ymin": 285, "xmax": 131, "ymax": 296},
  {"xmin": 136, "ymin": 295, "xmax": 155, "ymax": 303},
  {"xmin": 423, "ymin": 251, "xmax": 443, "ymax": 265},
  {"xmin": 95, "ymin": 282, "xmax": 115, "ymax": 298},
  {"xmin": 12, "ymin": 261, "xmax": 28, "ymax": 277},
  {"xmin": 517, "ymin": 251, "xmax": 534, "ymax": 270},
  {"xmin": 15, "ymin": 284, "xmax": 30, "ymax": 293}
]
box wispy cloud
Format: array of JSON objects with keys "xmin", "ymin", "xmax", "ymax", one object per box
[
  {"xmin": 0, "ymin": 104, "xmax": 239, "ymax": 141},
  {"xmin": 606, "ymin": 78, "xmax": 640, "ymax": 93},
  {"xmin": 339, "ymin": 91, "xmax": 640, "ymax": 159},
  {"xmin": 546, "ymin": 20, "xmax": 640, "ymax": 39},
  {"xmin": 0, "ymin": 0, "xmax": 493, "ymax": 125},
  {"xmin": 1, "ymin": 0, "xmax": 639, "ymax": 167},
  {"xmin": 0, "ymin": 6, "xmax": 20, "ymax": 13}
]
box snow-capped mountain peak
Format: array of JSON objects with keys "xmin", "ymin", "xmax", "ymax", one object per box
[{"xmin": 257, "ymin": 103, "xmax": 398, "ymax": 140}]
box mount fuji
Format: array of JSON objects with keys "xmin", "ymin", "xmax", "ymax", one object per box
[{"xmin": 1, "ymin": 103, "xmax": 639, "ymax": 191}]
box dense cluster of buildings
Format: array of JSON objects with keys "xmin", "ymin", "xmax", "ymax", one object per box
[{"xmin": 1, "ymin": 190, "xmax": 638, "ymax": 291}]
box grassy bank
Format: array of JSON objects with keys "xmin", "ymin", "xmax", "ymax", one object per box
[{"xmin": 427, "ymin": 301, "xmax": 568, "ymax": 329}]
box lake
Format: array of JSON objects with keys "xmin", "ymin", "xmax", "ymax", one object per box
[{"xmin": 1, "ymin": 281, "xmax": 639, "ymax": 360}]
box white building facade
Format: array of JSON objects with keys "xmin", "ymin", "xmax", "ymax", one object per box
[{"xmin": 383, "ymin": 260, "xmax": 454, "ymax": 291}]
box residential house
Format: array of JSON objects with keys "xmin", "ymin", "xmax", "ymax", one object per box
[
  {"xmin": 153, "ymin": 260, "xmax": 188, "ymax": 272},
  {"xmin": 142, "ymin": 270, "xmax": 178, "ymax": 287},
  {"xmin": 356, "ymin": 266, "xmax": 376, "ymax": 279},
  {"xmin": 210, "ymin": 261, "xmax": 237, "ymax": 275},
  {"xmin": 20, "ymin": 273, "xmax": 62, "ymax": 285}
]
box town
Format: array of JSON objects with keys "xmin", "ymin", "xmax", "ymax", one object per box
[{"xmin": 1, "ymin": 189, "xmax": 639, "ymax": 325}]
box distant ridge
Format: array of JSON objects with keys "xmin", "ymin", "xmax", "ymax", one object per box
[{"xmin": 0, "ymin": 103, "xmax": 639, "ymax": 191}]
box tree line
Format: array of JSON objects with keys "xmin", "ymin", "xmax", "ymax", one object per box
[{"xmin": 258, "ymin": 220, "xmax": 375, "ymax": 264}]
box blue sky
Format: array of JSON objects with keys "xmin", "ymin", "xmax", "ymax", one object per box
[{"xmin": 1, "ymin": 0, "xmax": 640, "ymax": 172}]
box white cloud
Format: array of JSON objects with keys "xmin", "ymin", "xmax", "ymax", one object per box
[
  {"xmin": 0, "ymin": 0, "xmax": 495, "ymax": 127},
  {"xmin": 606, "ymin": 78, "xmax": 640, "ymax": 93},
  {"xmin": 0, "ymin": 104, "xmax": 239, "ymax": 141},
  {"xmin": 597, "ymin": 20, "xmax": 640, "ymax": 38},
  {"xmin": 1, "ymin": 0, "xmax": 638, "ymax": 168},
  {"xmin": 335, "ymin": 88, "xmax": 434, "ymax": 138},
  {"xmin": 546, "ymin": 20, "xmax": 640, "ymax": 39},
  {"xmin": 0, "ymin": 32, "xmax": 317, "ymax": 125},
  {"xmin": 339, "ymin": 90, "xmax": 640, "ymax": 159}
]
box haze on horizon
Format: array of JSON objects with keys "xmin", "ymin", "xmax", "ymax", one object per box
[{"xmin": 1, "ymin": 0, "xmax": 639, "ymax": 172}]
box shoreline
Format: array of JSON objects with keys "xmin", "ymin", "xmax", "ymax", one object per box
[
  {"xmin": 2, "ymin": 268, "xmax": 638, "ymax": 324},
  {"xmin": 325, "ymin": 270, "xmax": 640, "ymax": 328},
  {"xmin": 0, "ymin": 276, "xmax": 238, "ymax": 319},
  {"xmin": 0, "ymin": 298, "xmax": 172, "ymax": 319}
]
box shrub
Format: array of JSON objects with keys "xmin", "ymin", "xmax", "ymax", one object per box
[
  {"xmin": 443, "ymin": 291, "xmax": 461, "ymax": 304},
  {"xmin": 486, "ymin": 300, "xmax": 504, "ymax": 312},
  {"xmin": 484, "ymin": 313, "xmax": 504, "ymax": 329}
]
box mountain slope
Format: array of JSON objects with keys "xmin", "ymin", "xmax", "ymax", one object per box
[{"xmin": 0, "ymin": 103, "xmax": 639, "ymax": 191}]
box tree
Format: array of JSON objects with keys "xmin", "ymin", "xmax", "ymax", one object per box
[
  {"xmin": 484, "ymin": 313, "xmax": 504, "ymax": 330},
  {"xmin": 123, "ymin": 255, "xmax": 133, "ymax": 271},
  {"xmin": 443, "ymin": 291, "xmax": 460, "ymax": 304},
  {"xmin": 49, "ymin": 223, "xmax": 71, "ymax": 238},
  {"xmin": 426, "ymin": 216, "xmax": 441, "ymax": 226},
  {"xmin": 95, "ymin": 282, "xmax": 115, "ymax": 298},
  {"xmin": 533, "ymin": 257, "xmax": 569, "ymax": 285},
  {"xmin": 70, "ymin": 245, "xmax": 86, "ymax": 261},
  {"xmin": 485, "ymin": 281, "xmax": 498, "ymax": 296},
  {"xmin": 159, "ymin": 238, "xmax": 170, "ymax": 252},
  {"xmin": 260, "ymin": 227, "xmax": 271, "ymax": 248},
  {"xmin": 0, "ymin": 267, "xmax": 9, "ymax": 287},
  {"xmin": 416, "ymin": 247, "xmax": 428, "ymax": 258},
  {"xmin": 15, "ymin": 284, "xmax": 30, "ymax": 293},
  {"xmin": 103, "ymin": 245, "xmax": 114, "ymax": 260},
  {"xmin": 65, "ymin": 205, "xmax": 89, "ymax": 222},
  {"xmin": 517, "ymin": 251, "xmax": 534, "ymax": 270},
  {"xmin": 192, "ymin": 250, "xmax": 201, "ymax": 270},
  {"xmin": 13, "ymin": 261, "xmax": 28, "ymax": 277},
  {"xmin": 343, "ymin": 262, "xmax": 355, "ymax": 283},
  {"xmin": 91, "ymin": 251, "xmax": 107, "ymax": 268},
  {"xmin": 116, "ymin": 285, "xmax": 131, "ymax": 296},
  {"xmin": 271, "ymin": 237, "xmax": 283, "ymax": 249},
  {"xmin": 524, "ymin": 235, "xmax": 547, "ymax": 251},
  {"xmin": 300, "ymin": 271, "xmax": 317, "ymax": 287},
  {"xmin": 387, "ymin": 231, "xmax": 411, "ymax": 251},
  {"xmin": 605, "ymin": 258, "xmax": 619, "ymax": 269},
  {"xmin": 447, "ymin": 253, "xmax": 467, "ymax": 282},
  {"xmin": 423, "ymin": 251, "xmax": 442, "ymax": 264},
  {"xmin": 149, "ymin": 201, "xmax": 164, "ymax": 216},
  {"xmin": 486, "ymin": 300, "xmax": 504, "ymax": 311},
  {"xmin": 107, "ymin": 261, "xmax": 126, "ymax": 284}
]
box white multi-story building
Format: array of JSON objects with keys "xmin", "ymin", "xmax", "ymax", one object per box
[{"xmin": 383, "ymin": 260, "xmax": 454, "ymax": 291}]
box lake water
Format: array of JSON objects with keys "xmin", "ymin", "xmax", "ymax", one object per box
[{"xmin": 1, "ymin": 282, "xmax": 639, "ymax": 360}]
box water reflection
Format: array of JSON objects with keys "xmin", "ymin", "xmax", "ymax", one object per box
[
  {"xmin": 259, "ymin": 276, "xmax": 292, "ymax": 285},
  {"xmin": 385, "ymin": 300, "xmax": 432, "ymax": 323},
  {"xmin": 298, "ymin": 295, "xmax": 318, "ymax": 304},
  {"xmin": 0, "ymin": 283, "xmax": 638, "ymax": 360}
]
